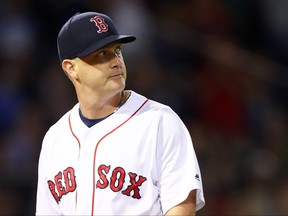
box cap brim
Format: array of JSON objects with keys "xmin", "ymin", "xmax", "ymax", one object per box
[{"xmin": 77, "ymin": 35, "xmax": 136, "ymax": 58}]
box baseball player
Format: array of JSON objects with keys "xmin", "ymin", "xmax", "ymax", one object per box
[{"xmin": 36, "ymin": 12, "xmax": 205, "ymax": 215}]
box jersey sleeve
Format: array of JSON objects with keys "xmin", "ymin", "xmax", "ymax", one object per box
[
  {"xmin": 156, "ymin": 107, "xmax": 205, "ymax": 214},
  {"xmin": 36, "ymin": 131, "xmax": 62, "ymax": 215}
]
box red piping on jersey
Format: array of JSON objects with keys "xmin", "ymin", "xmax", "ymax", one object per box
[
  {"xmin": 68, "ymin": 114, "xmax": 81, "ymax": 210},
  {"xmin": 69, "ymin": 114, "xmax": 81, "ymax": 149},
  {"xmin": 91, "ymin": 99, "xmax": 149, "ymax": 216}
]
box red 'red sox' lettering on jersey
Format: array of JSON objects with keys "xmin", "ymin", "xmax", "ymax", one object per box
[
  {"xmin": 48, "ymin": 165, "xmax": 147, "ymax": 203},
  {"xmin": 97, "ymin": 164, "xmax": 147, "ymax": 199},
  {"xmin": 47, "ymin": 167, "xmax": 76, "ymax": 203}
]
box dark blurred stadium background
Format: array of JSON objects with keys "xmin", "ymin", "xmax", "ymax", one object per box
[{"xmin": 0, "ymin": 0, "xmax": 288, "ymax": 215}]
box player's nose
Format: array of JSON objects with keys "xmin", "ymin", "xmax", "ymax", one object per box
[{"xmin": 110, "ymin": 52, "xmax": 123, "ymax": 67}]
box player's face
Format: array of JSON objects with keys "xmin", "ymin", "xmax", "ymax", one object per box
[{"xmin": 73, "ymin": 42, "xmax": 127, "ymax": 95}]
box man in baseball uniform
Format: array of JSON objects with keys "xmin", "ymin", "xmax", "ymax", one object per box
[{"xmin": 36, "ymin": 12, "xmax": 205, "ymax": 215}]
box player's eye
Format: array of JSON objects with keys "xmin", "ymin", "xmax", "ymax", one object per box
[
  {"xmin": 115, "ymin": 47, "xmax": 122, "ymax": 56},
  {"xmin": 98, "ymin": 50, "xmax": 108, "ymax": 57}
]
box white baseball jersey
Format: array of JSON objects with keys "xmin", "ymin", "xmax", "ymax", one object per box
[{"xmin": 36, "ymin": 90, "xmax": 205, "ymax": 215}]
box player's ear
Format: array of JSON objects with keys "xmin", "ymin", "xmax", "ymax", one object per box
[{"xmin": 62, "ymin": 59, "xmax": 78, "ymax": 79}]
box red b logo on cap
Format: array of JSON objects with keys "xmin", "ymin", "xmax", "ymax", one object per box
[{"xmin": 90, "ymin": 16, "xmax": 109, "ymax": 33}]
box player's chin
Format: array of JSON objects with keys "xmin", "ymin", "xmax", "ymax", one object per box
[{"xmin": 108, "ymin": 79, "xmax": 126, "ymax": 92}]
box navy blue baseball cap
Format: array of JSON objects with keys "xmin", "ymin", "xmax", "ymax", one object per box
[{"xmin": 57, "ymin": 12, "xmax": 136, "ymax": 62}]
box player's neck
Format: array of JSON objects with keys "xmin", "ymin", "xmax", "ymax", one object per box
[{"xmin": 78, "ymin": 90, "xmax": 126, "ymax": 119}]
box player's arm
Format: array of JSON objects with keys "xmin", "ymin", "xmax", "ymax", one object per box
[
  {"xmin": 36, "ymin": 134, "xmax": 62, "ymax": 215},
  {"xmin": 165, "ymin": 190, "xmax": 196, "ymax": 216}
]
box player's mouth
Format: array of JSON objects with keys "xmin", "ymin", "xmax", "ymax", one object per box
[{"xmin": 109, "ymin": 73, "xmax": 123, "ymax": 79}]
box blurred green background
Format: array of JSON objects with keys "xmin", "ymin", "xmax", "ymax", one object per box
[{"xmin": 0, "ymin": 0, "xmax": 287, "ymax": 215}]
